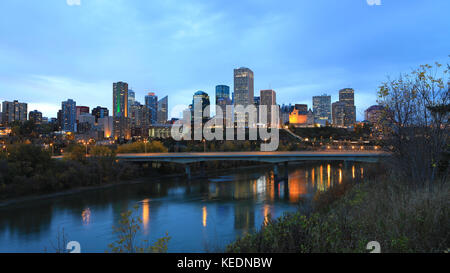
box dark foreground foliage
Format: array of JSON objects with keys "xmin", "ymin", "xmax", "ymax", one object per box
[
  {"xmin": 227, "ymin": 176, "xmax": 449, "ymax": 253},
  {"xmin": 0, "ymin": 144, "xmax": 140, "ymax": 200}
]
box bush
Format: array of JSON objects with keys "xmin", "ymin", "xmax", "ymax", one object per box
[
  {"xmin": 227, "ymin": 177, "xmax": 449, "ymax": 253},
  {"xmin": 116, "ymin": 141, "xmax": 168, "ymax": 153}
]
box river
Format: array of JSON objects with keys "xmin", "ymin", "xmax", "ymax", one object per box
[{"xmin": 0, "ymin": 162, "xmax": 366, "ymax": 253}]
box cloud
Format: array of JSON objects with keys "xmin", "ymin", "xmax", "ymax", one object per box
[{"xmin": 66, "ymin": 0, "xmax": 81, "ymax": 6}]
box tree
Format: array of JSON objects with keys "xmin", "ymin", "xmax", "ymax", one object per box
[
  {"xmin": 108, "ymin": 205, "xmax": 171, "ymax": 253},
  {"xmin": 377, "ymin": 61, "xmax": 449, "ymax": 185}
]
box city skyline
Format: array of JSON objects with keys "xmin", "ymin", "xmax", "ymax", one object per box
[{"xmin": 0, "ymin": 0, "xmax": 449, "ymax": 120}]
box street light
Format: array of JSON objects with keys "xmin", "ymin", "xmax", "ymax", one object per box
[
  {"xmin": 202, "ymin": 138, "xmax": 206, "ymax": 153},
  {"xmin": 144, "ymin": 139, "xmax": 148, "ymax": 154},
  {"xmin": 50, "ymin": 143, "xmax": 54, "ymax": 157}
]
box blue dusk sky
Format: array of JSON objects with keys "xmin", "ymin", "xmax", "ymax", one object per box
[{"xmin": 0, "ymin": 0, "xmax": 449, "ymax": 120}]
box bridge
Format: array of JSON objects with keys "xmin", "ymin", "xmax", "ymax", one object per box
[{"xmin": 115, "ymin": 151, "xmax": 389, "ymax": 180}]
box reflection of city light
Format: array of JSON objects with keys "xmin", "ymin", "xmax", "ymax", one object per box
[
  {"xmin": 327, "ymin": 164, "xmax": 331, "ymax": 187},
  {"xmin": 311, "ymin": 168, "xmax": 315, "ymax": 186},
  {"xmin": 352, "ymin": 166, "xmax": 356, "ymax": 179},
  {"xmin": 288, "ymin": 170, "xmax": 307, "ymax": 203},
  {"xmin": 142, "ymin": 199, "xmax": 150, "ymax": 233},
  {"xmin": 339, "ymin": 169, "xmax": 343, "ymax": 184},
  {"xmin": 202, "ymin": 206, "xmax": 207, "ymax": 227},
  {"xmin": 320, "ymin": 165, "xmax": 323, "ymax": 188},
  {"xmin": 361, "ymin": 168, "xmax": 364, "ymax": 179},
  {"xmin": 263, "ymin": 205, "xmax": 271, "ymax": 226},
  {"xmin": 82, "ymin": 208, "xmax": 91, "ymax": 225}
]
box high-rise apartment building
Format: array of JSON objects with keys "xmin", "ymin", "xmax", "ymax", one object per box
[
  {"xmin": 1, "ymin": 100, "xmax": 27, "ymax": 125},
  {"xmin": 313, "ymin": 95, "xmax": 332, "ymax": 126},
  {"xmin": 61, "ymin": 99, "xmax": 77, "ymax": 132},
  {"xmin": 29, "ymin": 110, "xmax": 43, "ymax": 124},
  {"xmin": 92, "ymin": 106, "xmax": 109, "ymax": 123}
]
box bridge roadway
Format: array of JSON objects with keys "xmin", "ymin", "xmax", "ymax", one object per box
[{"xmin": 115, "ymin": 151, "xmax": 389, "ymax": 180}]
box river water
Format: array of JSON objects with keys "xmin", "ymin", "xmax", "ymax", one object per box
[{"xmin": 0, "ymin": 162, "xmax": 366, "ymax": 253}]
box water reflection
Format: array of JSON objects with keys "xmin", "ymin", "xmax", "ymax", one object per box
[
  {"xmin": 0, "ymin": 162, "xmax": 368, "ymax": 253},
  {"xmin": 82, "ymin": 208, "xmax": 91, "ymax": 226}
]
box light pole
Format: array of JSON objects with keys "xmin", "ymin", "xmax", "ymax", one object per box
[
  {"xmin": 202, "ymin": 138, "xmax": 206, "ymax": 153},
  {"xmin": 50, "ymin": 143, "xmax": 54, "ymax": 157}
]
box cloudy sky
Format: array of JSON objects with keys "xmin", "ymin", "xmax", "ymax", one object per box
[{"xmin": 0, "ymin": 0, "xmax": 449, "ymax": 120}]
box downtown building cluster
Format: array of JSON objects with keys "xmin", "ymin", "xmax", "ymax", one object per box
[{"xmin": 0, "ymin": 66, "xmax": 385, "ymax": 140}]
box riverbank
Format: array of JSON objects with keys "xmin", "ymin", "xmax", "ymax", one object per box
[
  {"xmin": 0, "ymin": 161, "xmax": 279, "ymax": 208},
  {"xmin": 226, "ymin": 175, "xmax": 449, "ymax": 253}
]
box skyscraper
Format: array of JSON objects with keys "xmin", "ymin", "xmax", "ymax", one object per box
[
  {"xmin": 1, "ymin": 100, "xmax": 27, "ymax": 125},
  {"xmin": 313, "ymin": 95, "xmax": 331, "ymax": 126},
  {"xmin": 215, "ymin": 85, "xmax": 230, "ymax": 104},
  {"xmin": 234, "ymin": 67, "xmax": 254, "ymax": 107},
  {"xmin": 260, "ymin": 89, "xmax": 277, "ymax": 127},
  {"xmin": 339, "ymin": 88, "xmax": 356, "ymax": 126},
  {"xmin": 332, "ymin": 101, "xmax": 346, "ymax": 127},
  {"xmin": 216, "ymin": 85, "xmax": 231, "ymax": 126},
  {"xmin": 157, "ymin": 96, "xmax": 168, "ymax": 124},
  {"xmin": 145, "ymin": 92, "xmax": 158, "ymax": 125},
  {"xmin": 128, "ymin": 89, "xmax": 136, "ymax": 110},
  {"xmin": 192, "ymin": 91, "xmax": 210, "ymax": 120},
  {"xmin": 113, "ymin": 82, "xmax": 130, "ymax": 140},
  {"xmin": 61, "ymin": 99, "xmax": 76, "ymax": 132}
]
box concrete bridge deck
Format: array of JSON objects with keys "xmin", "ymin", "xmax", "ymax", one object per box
[{"xmin": 115, "ymin": 151, "xmax": 389, "ymax": 164}]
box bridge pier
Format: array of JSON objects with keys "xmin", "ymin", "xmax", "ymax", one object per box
[
  {"xmin": 274, "ymin": 162, "xmax": 289, "ymax": 183},
  {"xmin": 184, "ymin": 164, "xmax": 192, "ymax": 180}
]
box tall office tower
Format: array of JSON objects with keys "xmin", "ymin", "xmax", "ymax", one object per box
[
  {"xmin": 157, "ymin": 96, "xmax": 168, "ymax": 124},
  {"xmin": 313, "ymin": 95, "xmax": 332, "ymax": 126},
  {"xmin": 76, "ymin": 106, "xmax": 90, "ymax": 121},
  {"xmin": 234, "ymin": 67, "xmax": 254, "ymax": 107},
  {"xmin": 215, "ymin": 85, "xmax": 231, "ymax": 126},
  {"xmin": 145, "ymin": 92, "xmax": 158, "ymax": 125},
  {"xmin": 91, "ymin": 106, "xmax": 109, "ymax": 123},
  {"xmin": 339, "ymin": 88, "xmax": 356, "ymax": 126},
  {"xmin": 61, "ymin": 99, "xmax": 77, "ymax": 132},
  {"xmin": 332, "ymin": 101, "xmax": 347, "ymax": 127},
  {"xmin": 215, "ymin": 85, "xmax": 230, "ymax": 104},
  {"xmin": 29, "ymin": 110, "xmax": 43, "ymax": 125},
  {"xmin": 234, "ymin": 67, "xmax": 254, "ymax": 126},
  {"xmin": 260, "ymin": 90, "xmax": 277, "ymax": 127},
  {"xmin": 1, "ymin": 100, "xmax": 28, "ymax": 125},
  {"xmin": 192, "ymin": 91, "xmax": 210, "ymax": 121},
  {"xmin": 128, "ymin": 89, "xmax": 136, "ymax": 110},
  {"xmin": 113, "ymin": 81, "xmax": 130, "ymax": 140}
]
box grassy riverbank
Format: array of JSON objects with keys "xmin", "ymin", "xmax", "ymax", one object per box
[{"xmin": 227, "ymin": 174, "xmax": 449, "ymax": 253}]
